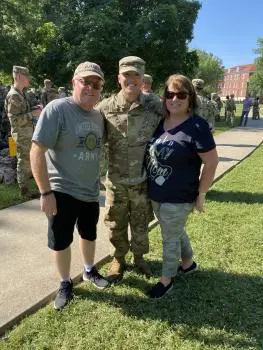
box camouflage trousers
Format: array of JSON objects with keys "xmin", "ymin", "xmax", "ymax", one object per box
[
  {"xmin": 104, "ymin": 179, "xmax": 153, "ymax": 258},
  {"xmin": 226, "ymin": 111, "xmax": 235, "ymax": 126},
  {"xmin": 152, "ymin": 201, "xmax": 194, "ymax": 277},
  {"xmin": 12, "ymin": 127, "xmax": 33, "ymax": 188}
]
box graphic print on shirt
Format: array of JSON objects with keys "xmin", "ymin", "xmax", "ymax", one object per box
[
  {"xmin": 146, "ymin": 131, "xmax": 179, "ymax": 186},
  {"xmin": 74, "ymin": 121, "xmax": 102, "ymax": 161}
]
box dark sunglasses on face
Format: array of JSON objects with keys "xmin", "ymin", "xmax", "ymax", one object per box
[
  {"xmin": 165, "ymin": 90, "xmax": 189, "ymax": 100},
  {"xmin": 76, "ymin": 78, "xmax": 102, "ymax": 90}
]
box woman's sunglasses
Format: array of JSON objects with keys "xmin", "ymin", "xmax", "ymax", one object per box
[{"xmin": 165, "ymin": 90, "xmax": 189, "ymax": 100}]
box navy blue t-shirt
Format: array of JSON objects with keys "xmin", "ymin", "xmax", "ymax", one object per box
[{"xmin": 145, "ymin": 115, "xmax": 216, "ymax": 203}]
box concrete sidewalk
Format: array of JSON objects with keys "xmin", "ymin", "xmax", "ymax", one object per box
[{"xmin": 1, "ymin": 115, "xmax": 263, "ymax": 335}]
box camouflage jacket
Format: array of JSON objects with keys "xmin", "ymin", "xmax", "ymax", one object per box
[
  {"xmin": 196, "ymin": 94, "xmax": 216, "ymax": 125},
  {"xmin": 41, "ymin": 88, "xmax": 58, "ymax": 107},
  {"xmin": 4, "ymin": 86, "xmax": 33, "ymax": 132},
  {"xmin": 225, "ymin": 99, "xmax": 236, "ymax": 112},
  {"xmin": 97, "ymin": 91, "xmax": 163, "ymax": 184}
]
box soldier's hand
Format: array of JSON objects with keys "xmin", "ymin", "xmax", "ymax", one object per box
[
  {"xmin": 194, "ymin": 193, "xmax": 206, "ymax": 213},
  {"xmin": 40, "ymin": 192, "xmax": 57, "ymax": 216}
]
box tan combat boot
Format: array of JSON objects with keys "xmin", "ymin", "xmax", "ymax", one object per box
[
  {"xmin": 107, "ymin": 257, "xmax": 126, "ymax": 283},
  {"xmin": 134, "ymin": 255, "xmax": 152, "ymax": 278}
]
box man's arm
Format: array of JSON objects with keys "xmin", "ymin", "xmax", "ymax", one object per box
[{"xmin": 30, "ymin": 141, "xmax": 57, "ymax": 215}]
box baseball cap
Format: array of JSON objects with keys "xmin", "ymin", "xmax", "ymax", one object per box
[{"xmin": 74, "ymin": 61, "xmax": 104, "ymax": 81}]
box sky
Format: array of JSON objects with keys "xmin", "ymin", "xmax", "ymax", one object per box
[{"xmin": 190, "ymin": 0, "xmax": 263, "ymax": 68}]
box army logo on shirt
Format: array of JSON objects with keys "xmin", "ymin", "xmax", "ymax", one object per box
[{"xmin": 85, "ymin": 132, "xmax": 97, "ymax": 150}]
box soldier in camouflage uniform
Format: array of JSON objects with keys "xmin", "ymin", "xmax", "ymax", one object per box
[
  {"xmin": 141, "ymin": 74, "xmax": 153, "ymax": 95},
  {"xmin": 26, "ymin": 88, "xmax": 39, "ymax": 108},
  {"xmin": 41, "ymin": 79, "xmax": 58, "ymax": 107},
  {"xmin": 215, "ymin": 95, "xmax": 223, "ymax": 121},
  {"xmin": 97, "ymin": 56, "xmax": 163, "ymax": 282},
  {"xmin": 0, "ymin": 84, "xmax": 6, "ymax": 142},
  {"xmin": 192, "ymin": 79, "xmax": 216, "ymax": 132},
  {"xmin": 225, "ymin": 94, "xmax": 236, "ymax": 127},
  {"xmin": 211, "ymin": 93, "xmax": 220, "ymax": 124},
  {"xmin": 4, "ymin": 66, "xmax": 41, "ymax": 196}
]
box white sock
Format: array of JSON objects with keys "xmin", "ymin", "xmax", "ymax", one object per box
[{"xmin": 84, "ymin": 264, "xmax": 94, "ymax": 272}]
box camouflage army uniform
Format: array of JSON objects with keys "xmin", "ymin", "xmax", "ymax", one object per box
[
  {"xmin": 97, "ymin": 91, "xmax": 162, "ymax": 259},
  {"xmin": 211, "ymin": 93, "xmax": 220, "ymax": 124},
  {"xmin": 196, "ymin": 95, "xmax": 216, "ymax": 131},
  {"xmin": 225, "ymin": 96, "xmax": 236, "ymax": 126},
  {"xmin": 26, "ymin": 89, "xmax": 39, "ymax": 108},
  {"xmin": 192, "ymin": 79, "xmax": 216, "ymax": 132},
  {"xmin": 5, "ymin": 86, "xmax": 33, "ymax": 190},
  {"xmin": 41, "ymin": 80, "xmax": 58, "ymax": 107}
]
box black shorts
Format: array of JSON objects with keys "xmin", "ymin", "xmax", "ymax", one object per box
[{"xmin": 48, "ymin": 191, "xmax": 99, "ymax": 251}]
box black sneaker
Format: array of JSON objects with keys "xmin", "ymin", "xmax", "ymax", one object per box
[
  {"xmin": 147, "ymin": 281, "xmax": 173, "ymax": 299},
  {"xmin": 178, "ymin": 261, "xmax": 198, "ymax": 275},
  {"xmin": 83, "ymin": 266, "xmax": 109, "ymax": 289},
  {"xmin": 54, "ymin": 280, "xmax": 73, "ymax": 310}
]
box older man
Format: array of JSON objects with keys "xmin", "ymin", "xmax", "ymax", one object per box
[
  {"xmin": 97, "ymin": 56, "xmax": 163, "ymax": 282},
  {"xmin": 5, "ymin": 66, "xmax": 41, "ymax": 196},
  {"xmin": 30, "ymin": 62, "xmax": 109, "ymax": 310}
]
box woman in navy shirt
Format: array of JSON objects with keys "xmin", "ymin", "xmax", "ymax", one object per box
[{"xmin": 145, "ymin": 74, "xmax": 218, "ymax": 299}]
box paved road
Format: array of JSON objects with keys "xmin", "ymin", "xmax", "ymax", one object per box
[{"xmin": 1, "ymin": 116, "xmax": 263, "ymax": 335}]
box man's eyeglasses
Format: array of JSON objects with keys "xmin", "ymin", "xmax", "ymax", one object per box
[
  {"xmin": 165, "ymin": 90, "xmax": 189, "ymax": 100},
  {"xmin": 76, "ymin": 78, "xmax": 103, "ymax": 90}
]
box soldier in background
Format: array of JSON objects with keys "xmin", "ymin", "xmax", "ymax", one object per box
[
  {"xmin": 211, "ymin": 93, "xmax": 220, "ymax": 124},
  {"xmin": 4, "ymin": 66, "xmax": 41, "ymax": 196},
  {"xmin": 58, "ymin": 87, "xmax": 67, "ymax": 98},
  {"xmin": 1, "ymin": 86, "xmax": 11, "ymax": 143},
  {"xmin": 141, "ymin": 74, "xmax": 153, "ymax": 95},
  {"xmin": 225, "ymin": 94, "xmax": 236, "ymax": 127},
  {"xmin": 0, "ymin": 84, "xmax": 5, "ymax": 143},
  {"xmin": 41, "ymin": 79, "xmax": 58, "ymax": 107},
  {"xmin": 252, "ymin": 97, "xmax": 260, "ymax": 120},
  {"xmin": 26, "ymin": 88, "xmax": 39, "ymax": 108},
  {"xmin": 192, "ymin": 79, "xmax": 216, "ymax": 132},
  {"xmin": 215, "ymin": 95, "xmax": 223, "ymax": 121},
  {"xmin": 97, "ymin": 56, "xmax": 163, "ymax": 282}
]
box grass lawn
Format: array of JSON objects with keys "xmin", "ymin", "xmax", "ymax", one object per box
[{"xmin": 1, "ymin": 128, "xmax": 263, "ymax": 348}]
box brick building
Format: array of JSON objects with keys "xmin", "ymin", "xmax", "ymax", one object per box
[{"xmin": 218, "ymin": 64, "xmax": 256, "ymax": 100}]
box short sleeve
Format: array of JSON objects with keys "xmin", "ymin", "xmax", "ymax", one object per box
[
  {"xmin": 192, "ymin": 117, "xmax": 216, "ymax": 153},
  {"xmin": 32, "ymin": 101, "xmax": 63, "ymax": 149}
]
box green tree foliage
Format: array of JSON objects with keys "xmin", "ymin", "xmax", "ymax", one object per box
[
  {"xmin": 248, "ymin": 38, "xmax": 263, "ymax": 96},
  {"xmin": 193, "ymin": 49, "xmax": 225, "ymax": 95},
  {"xmin": 1, "ymin": 0, "xmax": 201, "ymax": 90},
  {"xmin": 0, "ymin": 0, "xmax": 41, "ymax": 72}
]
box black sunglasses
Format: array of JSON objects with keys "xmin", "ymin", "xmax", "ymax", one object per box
[
  {"xmin": 165, "ymin": 90, "xmax": 189, "ymax": 100},
  {"xmin": 76, "ymin": 78, "xmax": 103, "ymax": 90}
]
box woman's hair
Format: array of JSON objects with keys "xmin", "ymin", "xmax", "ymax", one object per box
[{"xmin": 163, "ymin": 74, "xmax": 198, "ymax": 117}]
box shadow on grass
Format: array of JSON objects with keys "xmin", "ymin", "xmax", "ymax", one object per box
[
  {"xmin": 75, "ymin": 267, "xmax": 263, "ymax": 349},
  {"xmin": 207, "ymin": 190, "xmax": 263, "ymax": 204}
]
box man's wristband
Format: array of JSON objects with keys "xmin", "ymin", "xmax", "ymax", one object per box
[{"xmin": 40, "ymin": 190, "xmax": 53, "ymax": 197}]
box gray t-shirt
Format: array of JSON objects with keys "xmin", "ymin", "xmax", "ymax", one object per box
[{"xmin": 32, "ymin": 97, "xmax": 104, "ymax": 202}]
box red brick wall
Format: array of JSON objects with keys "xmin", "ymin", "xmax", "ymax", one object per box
[{"xmin": 218, "ymin": 64, "xmax": 256, "ymax": 99}]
